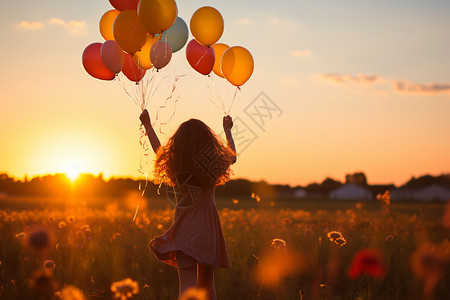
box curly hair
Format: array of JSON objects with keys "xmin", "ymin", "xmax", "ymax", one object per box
[{"xmin": 153, "ymin": 119, "xmax": 235, "ymax": 187}]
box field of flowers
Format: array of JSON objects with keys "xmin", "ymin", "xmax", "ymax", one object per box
[{"xmin": 0, "ymin": 195, "xmax": 449, "ymax": 300}]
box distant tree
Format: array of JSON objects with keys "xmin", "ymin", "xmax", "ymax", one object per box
[
  {"xmin": 404, "ymin": 174, "xmax": 450, "ymax": 188},
  {"xmin": 345, "ymin": 172, "xmax": 368, "ymax": 186},
  {"xmin": 321, "ymin": 177, "xmax": 343, "ymax": 190}
]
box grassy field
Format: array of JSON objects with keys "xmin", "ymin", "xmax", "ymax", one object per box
[{"xmin": 0, "ymin": 195, "xmax": 449, "ymax": 299}]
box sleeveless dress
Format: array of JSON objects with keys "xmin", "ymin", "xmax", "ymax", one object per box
[{"xmin": 149, "ymin": 173, "xmax": 230, "ymax": 269}]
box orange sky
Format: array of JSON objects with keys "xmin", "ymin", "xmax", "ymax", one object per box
[{"xmin": 1, "ymin": 0, "xmax": 449, "ymax": 187}]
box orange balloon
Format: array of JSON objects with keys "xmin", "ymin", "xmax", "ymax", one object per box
[
  {"xmin": 211, "ymin": 43, "xmax": 229, "ymax": 78},
  {"xmin": 190, "ymin": 7, "xmax": 224, "ymax": 46},
  {"xmin": 133, "ymin": 35, "xmax": 159, "ymax": 69},
  {"xmin": 99, "ymin": 10, "xmax": 120, "ymax": 41},
  {"xmin": 138, "ymin": 0, "xmax": 178, "ymax": 35},
  {"xmin": 221, "ymin": 46, "xmax": 254, "ymax": 87},
  {"xmin": 113, "ymin": 10, "xmax": 148, "ymax": 54}
]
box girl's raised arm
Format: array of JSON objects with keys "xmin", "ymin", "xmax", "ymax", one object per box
[
  {"xmin": 223, "ymin": 115, "xmax": 237, "ymax": 164},
  {"xmin": 140, "ymin": 109, "xmax": 161, "ymax": 153}
]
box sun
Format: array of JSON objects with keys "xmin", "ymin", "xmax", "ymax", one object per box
[{"xmin": 64, "ymin": 162, "xmax": 81, "ymax": 182}]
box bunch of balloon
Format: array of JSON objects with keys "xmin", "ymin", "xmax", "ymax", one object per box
[
  {"xmin": 82, "ymin": 0, "xmax": 190, "ymax": 112},
  {"xmin": 186, "ymin": 6, "xmax": 254, "ymax": 115}
]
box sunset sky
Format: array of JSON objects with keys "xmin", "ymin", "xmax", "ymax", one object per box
[{"xmin": 1, "ymin": 0, "xmax": 449, "ymax": 187}]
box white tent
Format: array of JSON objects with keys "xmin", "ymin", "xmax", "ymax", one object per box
[
  {"xmin": 329, "ymin": 183, "xmax": 372, "ymax": 200},
  {"xmin": 415, "ymin": 184, "xmax": 450, "ymax": 201}
]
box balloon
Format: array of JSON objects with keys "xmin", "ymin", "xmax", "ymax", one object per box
[
  {"xmin": 122, "ymin": 53, "xmax": 146, "ymax": 82},
  {"xmin": 99, "ymin": 10, "xmax": 120, "ymax": 41},
  {"xmin": 211, "ymin": 43, "xmax": 229, "ymax": 78},
  {"xmin": 113, "ymin": 10, "xmax": 148, "ymax": 54},
  {"xmin": 101, "ymin": 40, "xmax": 124, "ymax": 74},
  {"xmin": 109, "ymin": 0, "xmax": 139, "ymax": 11},
  {"xmin": 160, "ymin": 17, "xmax": 189, "ymax": 53},
  {"xmin": 133, "ymin": 35, "xmax": 159, "ymax": 70},
  {"xmin": 221, "ymin": 46, "xmax": 254, "ymax": 86},
  {"xmin": 82, "ymin": 43, "xmax": 115, "ymax": 81},
  {"xmin": 185, "ymin": 39, "xmax": 215, "ymax": 75},
  {"xmin": 150, "ymin": 40, "xmax": 172, "ymax": 70},
  {"xmin": 138, "ymin": 0, "xmax": 178, "ymax": 35},
  {"xmin": 190, "ymin": 7, "xmax": 224, "ymax": 46}
]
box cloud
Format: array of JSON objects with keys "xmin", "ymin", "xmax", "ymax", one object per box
[
  {"xmin": 321, "ymin": 73, "xmax": 381, "ymax": 85},
  {"xmin": 48, "ymin": 18, "xmax": 86, "ymax": 35},
  {"xmin": 18, "ymin": 21, "xmax": 44, "ymax": 30},
  {"xmin": 291, "ymin": 50, "xmax": 311, "ymax": 57},
  {"xmin": 234, "ymin": 18, "xmax": 252, "ymax": 25},
  {"xmin": 394, "ymin": 80, "xmax": 450, "ymax": 95}
]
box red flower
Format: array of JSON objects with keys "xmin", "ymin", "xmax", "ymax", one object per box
[{"xmin": 348, "ymin": 248, "xmax": 386, "ymax": 279}]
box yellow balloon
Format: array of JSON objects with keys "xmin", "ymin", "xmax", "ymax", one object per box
[
  {"xmin": 99, "ymin": 10, "xmax": 120, "ymax": 41},
  {"xmin": 190, "ymin": 7, "xmax": 224, "ymax": 46},
  {"xmin": 113, "ymin": 10, "xmax": 148, "ymax": 54},
  {"xmin": 138, "ymin": 0, "xmax": 178, "ymax": 35},
  {"xmin": 221, "ymin": 46, "xmax": 254, "ymax": 87},
  {"xmin": 212, "ymin": 43, "xmax": 229, "ymax": 78},
  {"xmin": 133, "ymin": 35, "xmax": 159, "ymax": 69}
]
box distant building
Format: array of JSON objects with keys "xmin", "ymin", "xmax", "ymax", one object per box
[
  {"xmin": 293, "ymin": 188, "xmax": 307, "ymax": 198},
  {"xmin": 390, "ymin": 184, "xmax": 450, "ymax": 201},
  {"xmin": 329, "ymin": 183, "xmax": 372, "ymax": 200}
]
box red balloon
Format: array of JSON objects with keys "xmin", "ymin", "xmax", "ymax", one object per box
[
  {"xmin": 185, "ymin": 39, "xmax": 215, "ymax": 75},
  {"xmin": 122, "ymin": 53, "xmax": 146, "ymax": 82},
  {"xmin": 82, "ymin": 43, "xmax": 115, "ymax": 81},
  {"xmin": 109, "ymin": 0, "xmax": 139, "ymax": 11}
]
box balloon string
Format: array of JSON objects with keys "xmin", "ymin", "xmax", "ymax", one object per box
[
  {"xmin": 227, "ymin": 86, "xmax": 240, "ymax": 115},
  {"xmin": 207, "ymin": 76, "xmax": 227, "ymax": 115},
  {"xmin": 194, "ymin": 47, "xmax": 210, "ymax": 69}
]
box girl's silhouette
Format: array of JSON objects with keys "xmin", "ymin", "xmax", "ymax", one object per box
[{"xmin": 140, "ymin": 109, "xmax": 236, "ymax": 300}]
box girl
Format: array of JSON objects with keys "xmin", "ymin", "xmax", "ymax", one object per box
[{"xmin": 139, "ymin": 109, "xmax": 236, "ymax": 300}]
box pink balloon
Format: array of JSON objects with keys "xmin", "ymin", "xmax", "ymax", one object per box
[
  {"xmin": 109, "ymin": 0, "xmax": 139, "ymax": 11},
  {"xmin": 150, "ymin": 40, "xmax": 172, "ymax": 70},
  {"xmin": 122, "ymin": 53, "xmax": 146, "ymax": 82},
  {"xmin": 101, "ymin": 40, "xmax": 124, "ymax": 74},
  {"xmin": 185, "ymin": 39, "xmax": 215, "ymax": 75},
  {"xmin": 82, "ymin": 43, "xmax": 115, "ymax": 81}
]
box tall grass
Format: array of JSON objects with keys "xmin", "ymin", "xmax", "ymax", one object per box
[{"xmin": 0, "ymin": 197, "xmax": 448, "ymax": 299}]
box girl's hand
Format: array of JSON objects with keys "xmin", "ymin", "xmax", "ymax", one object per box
[
  {"xmin": 139, "ymin": 109, "xmax": 151, "ymax": 127},
  {"xmin": 223, "ymin": 115, "xmax": 233, "ymax": 132}
]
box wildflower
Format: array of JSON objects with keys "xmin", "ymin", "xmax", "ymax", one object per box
[
  {"xmin": 80, "ymin": 225, "xmax": 91, "ymax": 232},
  {"xmin": 111, "ymin": 278, "xmax": 139, "ymax": 300},
  {"xmin": 232, "ymin": 198, "xmax": 239, "ymax": 204},
  {"xmin": 15, "ymin": 232, "xmax": 27, "ymax": 240},
  {"xmin": 348, "ymin": 248, "xmax": 386, "ymax": 279},
  {"xmin": 180, "ymin": 287, "xmax": 208, "ymax": 300},
  {"xmin": 112, "ymin": 233, "xmax": 121, "ymax": 240},
  {"xmin": 28, "ymin": 229, "xmax": 51, "ymax": 250},
  {"xmin": 44, "ymin": 260, "xmax": 56, "ymax": 273},
  {"xmin": 60, "ymin": 285, "xmax": 86, "ymax": 300},
  {"xmin": 67, "ymin": 216, "xmax": 76, "ymax": 223},
  {"xmin": 376, "ymin": 190, "xmax": 390, "ymax": 206},
  {"xmin": 327, "ymin": 231, "xmax": 343, "ymax": 242},
  {"xmin": 75, "ymin": 230, "xmax": 86, "ymax": 241},
  {"xmin": 58, "ymin": 221, "xmax": 67, "ymax": 229},
  {"xmin": 251, "ymin": 193, "xmax": 261, "ymax": 202},
  {"xmin": 28, "ymin": 270, "xmax": 58, "ymax": 298},
  {"xmin": 385, "ymin": 235, "xmax": 394, "ymax": 243},
  {"xmin": 410, "ymin": 243, "xmax": 447, "ymax": 298},
  {"xmin": 270, "ymin": 238, "xmax": 287, "ymax": 251},
  {"xmin": 355, "ymin": 202, "xmax": 363, "ymax": 210},
  {"xmin": 157, "ymin": 224, "xmax": 163, "ymax": 230},
  {"xmin": 334, "ymin": 237, "xmax": 347, "ymax": 247},
  {"xmin": 281, "ymin": 217, "xmax": 292, "ymax": 226}
]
